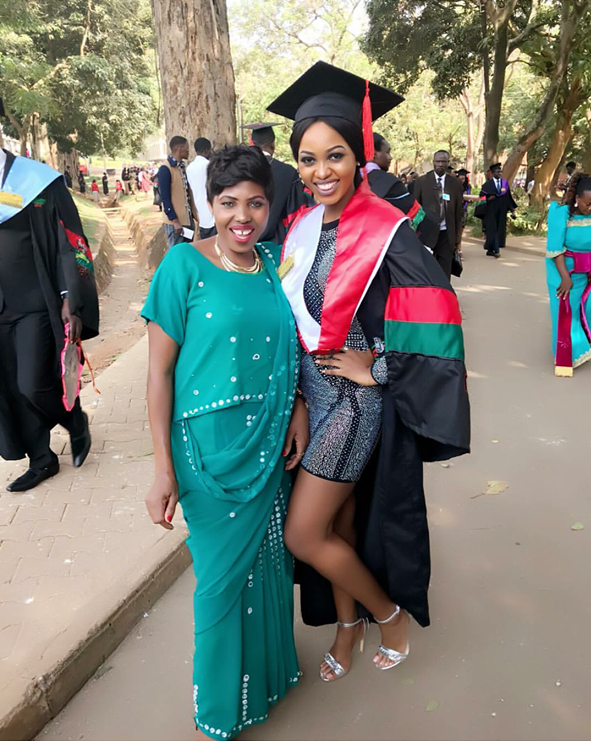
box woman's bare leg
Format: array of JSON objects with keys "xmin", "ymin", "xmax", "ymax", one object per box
[
  {"xmin": 319, "ymin": 495, "xmax": 365, "ymax": 680},
  {"xmin": 285, "ymin": 470, "xmax": 409, "ymax": 670}
]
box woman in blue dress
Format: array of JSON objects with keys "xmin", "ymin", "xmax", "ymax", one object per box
[
  {"xmin": 142, "ymin": 145, "xmax": 308, "ymax": 739},
  {"xmin": 546, "ymin": 173, "xmax": 591, "ymax": 376}
]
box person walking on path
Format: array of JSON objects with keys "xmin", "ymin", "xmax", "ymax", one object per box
[
  {"xmin": 77, "ymin": 170, "xmax": 86, "ymax": 194},
  {"xmin": 0, "ymin": 143, "xmax": 98, "ymax": 492},
  {"xmin": 91, "ymin": 179, "xmax": 100, "ymax": 203},
  {"xmin": 114, "ymin": 179, "xmax": 123, "ymax": 202},
  {"xmin": 102, "ymin": 172, "xmax": 109, "ymax": 196},
  {"xmin": 243, "ymin": 122, "xmax": 311, "ymax": 245},
  {"xmin": 64, "ymin": 166, "xmax": 73, "ymax": 189},
  {"xmin": 157, "ymin": 136, "xmax": 198, "ymax": 249},
  {"xmin": 267, "ymin": 62, "xmax": 470, "ymax": 682},
  {"xmin": 414, "ymin": 150, "xmax": 464, "ymax": 279},
  {"xmin": 186, "ymin": 137, "xmax": 217, "ymax": 240},
  {"xmin": 142, "ymin": 144, "xmax": 307, "ymax": 739},
  {"xmin": 479, "ymin": 163, "xmax": 517, "ymax": 258},
  {"xmin": 546, "ymin": 173, "xmax": 591, "ymax": 377}
]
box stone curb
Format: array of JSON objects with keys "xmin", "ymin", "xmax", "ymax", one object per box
[{"xmin": 0, "ymin": 532, "xmax": 191, "ymax": 741}]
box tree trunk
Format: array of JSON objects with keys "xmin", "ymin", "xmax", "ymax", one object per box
[
  {"xmin": 582, "ymin": 108, "xmax": 591, "ymax": 173},
  {"xmin": 530, "ymin": 81, "xmax": 583, "ymax": 210},
  {"xmin": 151, "ymin": 0, "xmax": 237, "ymax": 148},
  {"xmin": 483, "ymin": 21, "xmax": 509, "ymax": 166},
  {"xmin": 502, "ymin": 0, "xmax": 589, "ymax": 185}
]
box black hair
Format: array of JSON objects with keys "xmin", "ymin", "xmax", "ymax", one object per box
[
  {"xmin": 169, "ymin": 135, "xmax": 188, "ymax": 150},
  {"xmin": 206, "ymin": 144, "xmax": 274, "ymax": 205},
  {"xmin": 566, "ymin": 161, "xmax": 577, "ymax": 169},
  {"xmin": 434, "ymin": 149, "xmax": 450, "ymax": 159},
  {"xmin": 194, "ymin": 137, "xmax": 212, "ymax": 154},
  {"xmin": 289, "ymin": 116, "xmax": 366, "ymax": 167},
  {"xmin": 373, "ymin": 132, "xmax": 387, "ymax": 152},
  {"xmin": 251, "ymin": 128, "xmax": 275, "ymax": 147},
  {"xmin": 565, "ymin": 173, "xmax": 591, "ymax": 216}
]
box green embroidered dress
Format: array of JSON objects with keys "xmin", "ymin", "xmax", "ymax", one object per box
[{"xmin": 142, "ymin": 242, "xmax": 300, "ymax": 739}]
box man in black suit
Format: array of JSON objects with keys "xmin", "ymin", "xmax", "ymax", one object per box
[
  {"xmin": 244, "ymin": 122, "xmax": 310, "ymax": 244},
  {"xmin": 414, "ymin": 150, "xmax": 464, "ymax": 279}
]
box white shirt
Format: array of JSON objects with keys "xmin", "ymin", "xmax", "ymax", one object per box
[
  {"xmin": 435, "ymin": 172, "xmax": 447, "ymax": 229},
  {"xmin": 186, "ymin": 155, "xmax": 215, "ymax": 229},
  {"xmin": 494, "ymin": 178, "xmax": 502, "ymax": 193},
  {"xmin": 0, "ymin": 148, "xmax": 6, "ymax": 186}
]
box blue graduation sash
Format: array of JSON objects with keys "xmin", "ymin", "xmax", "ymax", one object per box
[{"xmin": 0, "ymin": 157, "xmax": 61, "ymax": 225}]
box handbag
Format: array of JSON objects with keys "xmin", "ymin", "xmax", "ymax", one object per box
[
  {"xmin": 451, "ymin": 250, "xmax": 463, "ymax": 278},
  {"xmin": 474, "ymin": 200, "xmax": 487, "ymax": 220}
]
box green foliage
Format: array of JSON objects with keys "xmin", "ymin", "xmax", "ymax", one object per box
[{"xmin": 0, "ymin": 0, "xmax": 157, "ymax": 156}]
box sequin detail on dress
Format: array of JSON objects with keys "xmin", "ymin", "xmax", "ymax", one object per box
[{"xmin": 300, "ymin": 221, "xmax": 384, "ymax": 483}]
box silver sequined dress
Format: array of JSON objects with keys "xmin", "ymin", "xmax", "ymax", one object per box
[{"xmin": 300, "ymin": 220, "xmax": 388, "ymax": 483}]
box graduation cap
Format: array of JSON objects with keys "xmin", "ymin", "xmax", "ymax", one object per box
[
  {"xmin": 267, "ymin": 61, "xmax": 403, "ymax": 162},
  {"xmin": 489, "ymin": 163, "xmax": 502, "ymax": 171},
  {"xmin": 456, "ymin": 168, "xmax": 470, "ymax": 176},
  {"xmin": 241, "ymin": 122, "xmax": 282, "ymax": 132},
  {"xmin": 241, "ymin": 121, "xmax": 282, "ymax": 146}
]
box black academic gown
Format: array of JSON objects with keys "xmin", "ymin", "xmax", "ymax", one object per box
[
  {"xmin": 297, "ymin": 220, "xmax": 470, "ymax": 629},
  {"xmin": 0, "ymin": 152, "xmax": 99, "ymax": 461},
  {"xmin": 480, "ymin": 179, "xmax": 517, "ymax": 252},
  {"xmin": 260, "ymin": 156, "xmax": 310, "ymax": 244},
  {"xmin": 367, "ymin": 169, "xmax": 440, "ymax": 251}
]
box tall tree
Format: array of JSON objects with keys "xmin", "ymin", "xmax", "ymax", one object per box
[
  {"xmin": 151, "ymin": 0, "xmax": 236, "ymax": 147},
  {"xmin": 363, "ymin": 0, "xmax": 551, "ymax": 167}
]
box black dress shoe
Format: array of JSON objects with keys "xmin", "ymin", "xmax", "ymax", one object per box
[
  {"xmin": 486, "ymin": 250, "xmax": 495, "ymax": 256},
  {"xmin": 7, "ymin": 462, "xmax": 60, "ymax": 492},
  {"xmin": 70, "ymin": 412, "xmax": 91, "ymax": 468}
]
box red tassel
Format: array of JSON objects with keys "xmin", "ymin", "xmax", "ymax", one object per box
[{"xmin": 362, "ymin": 79, "xmax": 374, "ymax": 165}]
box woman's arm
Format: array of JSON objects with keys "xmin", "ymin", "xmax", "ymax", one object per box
[
  {"xmin": 554, "ymin": 254, "xmax": 573, "ymax": 298},
  {"xmin": 145, "ymin": 322, "xmax": 180, "ymax": 530}
]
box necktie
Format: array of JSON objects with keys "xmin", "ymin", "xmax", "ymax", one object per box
[
  {"xmin": 496, "ymin": 179, "xmax": 501, "ymax": 195},
  {"xmin": 437, "ymin": 177, "xmax": 445, "ymax": 221}
]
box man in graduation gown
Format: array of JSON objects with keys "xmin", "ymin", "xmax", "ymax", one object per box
[
  {"xmin": 479, "ymin": 163, "xmax": 517, "ymax": 257},
  {"xmin": 0, "ymin": 137, "xmax": 99, "ymax": 492},
  {"xmin": 367, "ymin": 133, "xmax": 440, "ymax": 252},
  {"xmin": 244, "ymin": 122, "xmax": 311, "ymax": 244}
]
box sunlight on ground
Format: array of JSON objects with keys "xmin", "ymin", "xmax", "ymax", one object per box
[
  {"xmin": 457, "ymin": 285, "xmax": 512, "ymax": 294},
  {"xmin": 507, "ymin": 361, "xmax": 528, "ymax": 368}
]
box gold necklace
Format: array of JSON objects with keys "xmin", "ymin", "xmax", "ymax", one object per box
[{"xmin": 214, "ymin": 240, "xmax": 263, "ymax": 274}]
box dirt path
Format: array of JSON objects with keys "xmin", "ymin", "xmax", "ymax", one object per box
[{"xmin": 83, "ymin": 208, "xmax": 149, "ymax": 379}]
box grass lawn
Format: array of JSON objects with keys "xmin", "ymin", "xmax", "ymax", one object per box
[{"xmin": 71, "ymin": 192, "xmax": 104, "ymax": 250}]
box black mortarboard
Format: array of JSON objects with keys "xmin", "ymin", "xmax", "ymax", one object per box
[
  {"xmin": 267, "ymin": 61, "xmax": 403, "ymax": 161},
  {"xmin": 489, "ymin": 163, "xmax": 501, "ymax": 171},
  {"xmin": 456, "ymin": 168, "xmax": 470, "ymax": 176}
]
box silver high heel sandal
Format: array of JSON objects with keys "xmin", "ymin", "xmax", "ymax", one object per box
[
  {"xmin": 320, "ymin": 617, "xmax": 369, "ymax": 682},
  {"xmin": 374, "ymin": 605, "xmax": 410, "ymax": 671}
]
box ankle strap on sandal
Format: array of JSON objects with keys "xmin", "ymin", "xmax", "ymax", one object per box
[
  {"xmin": 375, "ymin": 605, "xmax": 401, "ymax": 625},
  {"xmin": 337, "ymin": 618, "xmax": 364, "ymax": 628}
]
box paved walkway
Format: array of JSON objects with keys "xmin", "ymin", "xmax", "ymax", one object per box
[
  {"xmin": 38, "ymin": 247, "xmax": 591, "ymax": 741},
  {"xmin": 0, "ymin": 337, "xmax": 190, "ymax": 740}
]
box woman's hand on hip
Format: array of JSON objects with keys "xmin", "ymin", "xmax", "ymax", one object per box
[
  {"xmin": 557, "ymin": 276, "xmax": 573, "ymax": 299},
  {"xmin": 145, "ymin": 471, "xmax": 178, "ymax": 530},
  {"xmin": 283, "ymin": 397, "xmax": 310, "ymax": 471},
  {"xmin": 315, "ymin": 348, "xmax": 377, "ymax": 386}
]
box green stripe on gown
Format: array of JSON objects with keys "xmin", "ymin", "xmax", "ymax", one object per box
[{"xmin": 143, "ymin": 243, "xmax": 300, "ymax": 740}]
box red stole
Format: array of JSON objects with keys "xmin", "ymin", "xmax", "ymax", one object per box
[{"xmin": 281, "ymin": 180, "xmax": 407, "ymax": 354}]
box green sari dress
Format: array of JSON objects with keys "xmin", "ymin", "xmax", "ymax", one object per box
[{"xmin": 142, "ymin": 241, "xmax": 300, "ymax": 739}]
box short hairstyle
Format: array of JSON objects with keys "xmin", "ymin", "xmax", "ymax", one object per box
[
  {"xmin": 169, "ymin": 135, "xmax": 188, "ymax": 150},
  {"xmin": 565, "ymin": 173, "xmax": 591, "ymax": 216},
  {"xmin": 206, "ymin": 144, "xmax": 274, "ymax": 205},
  {"xmin": 566, "ymin": 161, "xmax": 577, "ymax": 168},
  {"xmin": 251, "ymin": 128, "xmax": 275, "ymax": 147},
  {"xmin": 194, "ymin": 137, "xmax": 212, "ymax": 154},
  {"xmin": 373, "ymin": 132, "xmax": 387, "ymax": 152},
  {"xmin": 290, "ymin": 116, "xmax": 366, "ymax": 166},
  {"xmin": 434, "ymin": 149, "xmax": 450, "ymax": 159}
]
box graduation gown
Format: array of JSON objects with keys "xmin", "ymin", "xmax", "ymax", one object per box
[
  {"xmin": 260, "ymin": 156, "xmax": 311, "ymax": 244},
  {"xmin": 281, "ymin": 180, "xmax": 470, "ymax": 628},
  {"xmin": 367, "ymin": 168, "xmax": 439, "ymax": 250},
  {"xmin": 479, "ymin": 178, "xmax": 517, "ymax": 252},
  {"xmin": 0, "ymin": 152, "xmax": 99, "ymax": 460}
]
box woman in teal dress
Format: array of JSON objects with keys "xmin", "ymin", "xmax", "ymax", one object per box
[
  {"xmin": 142, "ymin": 145, "xmax": 308, "ymax": 739},
  {"xmin": 546, "ymin": 174, "xmax": 591, "ymax": 376}
]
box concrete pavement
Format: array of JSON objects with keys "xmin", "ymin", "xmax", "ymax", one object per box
[
  {"xmin": 36, "ymin": 246, "xmax": 591, "ymax": 740},
  {"xmin": 0, "ymin": 337, "xmax": 190, "ymax": 741}
]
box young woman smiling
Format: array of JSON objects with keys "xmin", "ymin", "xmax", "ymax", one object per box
[
  {"xmin": 142, "ymin": 145, "xmax": 308, "ymax": 739},
  {"xmin": 268, "ymin": 63, "xmax": 470, "ymax": 682}
]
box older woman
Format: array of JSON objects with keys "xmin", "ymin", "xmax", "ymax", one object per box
[
  {"xmin": 546, "ymin": 173, "xmax": 591, "ymax": 376},
  {"xmin": 142, "ymin": 145, "xmax": 308, "ymax": 739}
]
